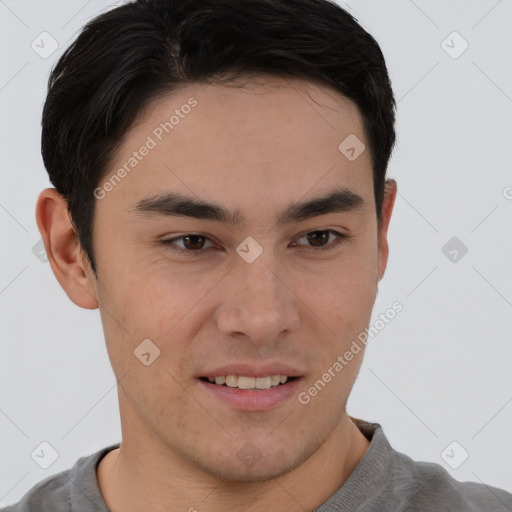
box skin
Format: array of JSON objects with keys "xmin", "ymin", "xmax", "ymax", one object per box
[{"xmin": 36, "ymin": 75, "xmax": 397, "ymax": 512}]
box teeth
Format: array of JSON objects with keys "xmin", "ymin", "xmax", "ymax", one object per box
[
  {"xmin": 237, "ymin": 376, "xmax": 256, "ymax": 389},
  {"xmin": 207, "ymin": 375, "xmax": 290, "ymax": 389},
  {"xmin": 256, "ymin": 376, "xmax": 272, "ymax": 389},
  {"xmin": 226, "ymin": 375, "xmax": 238, "ymax": 387}
]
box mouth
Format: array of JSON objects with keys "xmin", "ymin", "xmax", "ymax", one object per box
[
  {"xmin": 199, "ymin": 375, "xmax": 298, "ymax": 390},
  {"xmin": 197, "ymin": 373, "xmax": 303, "ymax": 411}
]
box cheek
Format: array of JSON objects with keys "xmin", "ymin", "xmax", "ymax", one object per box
[
  {"xmin": 96, "ymin": 263, "xmax": 228, "ymax": 374},
  {"xmin": 96, "ymin": 253, "xmax": 196, "ymax": 328},
  {"xmin": 131, "ymin": 267, "xmax": 226, "ymax": 335},
  {"xmin": 292, "ymin": 249, "xmax": 378, "ymax": 331}
]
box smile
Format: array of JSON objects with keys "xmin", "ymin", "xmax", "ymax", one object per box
[{"xmin": 200, "ymin": 375, "xmax": 296, "ymax": 390}]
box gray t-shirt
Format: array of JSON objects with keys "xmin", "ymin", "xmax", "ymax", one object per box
[{"xmin": 3, "ymin": 418, "xmax": 512, "ymax": 511}]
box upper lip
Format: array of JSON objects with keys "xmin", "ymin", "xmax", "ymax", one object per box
[{"xmin": 200, "ymin": 363, "xmax": 303, "ymax": 379}]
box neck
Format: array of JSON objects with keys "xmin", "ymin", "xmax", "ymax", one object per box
[{"xmin": 97, "ymin": 415, "xmax": 370, "ymax": 512}]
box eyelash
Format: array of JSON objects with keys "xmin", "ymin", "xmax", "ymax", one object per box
[{"xmin": 160, "ymin": 230, "xmax": 347, "ymax": 256}]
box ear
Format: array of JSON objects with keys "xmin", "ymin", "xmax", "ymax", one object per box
[
  {"xmin": 377, "ymin": 179, "xmax": 397, "ymax": 281},
  {"xmin": 35, "ymin": 188, "xmax": 99, "ymax": 309}
]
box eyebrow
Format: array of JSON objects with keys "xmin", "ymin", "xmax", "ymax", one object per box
[{"xmin": 129, "ymin": 187, "xmax": 365, "ymax": 227}]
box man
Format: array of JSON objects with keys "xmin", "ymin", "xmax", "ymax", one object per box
[{"xmin": 4, "ymin": 0, "xmax": 512, "ymax": 511}]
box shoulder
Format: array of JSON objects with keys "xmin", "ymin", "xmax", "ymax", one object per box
[
  {"xmin": 387, "ymin": 449, "xmax": 512, "ymax": 511},
  {"xmin": 1, "ymin": 468, "xmax": 73, "ymax": 512},
  {"xmin": 339, "ymin": 419, "xmax": 512, "ymax": 512},
  {"xmin": 1, "ymin": 443, "xmax": 118, "ymax": 512}
]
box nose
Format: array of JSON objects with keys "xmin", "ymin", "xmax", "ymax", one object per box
[{"xmin": 214, "ymin": 246, "xmax": 300, "ymax": 345}]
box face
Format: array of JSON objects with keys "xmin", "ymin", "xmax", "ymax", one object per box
[{"xmin": 62, "ymin": 76, "xmax": 394, "ymax": 481}]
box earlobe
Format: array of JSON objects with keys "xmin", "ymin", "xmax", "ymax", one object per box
[
  {"xmin": 377, "ymin": 179, "xmax": 397, "ymax": 281},
  {"xmin": 35, "ymin": 188, "xmax": 99, "ymax": 310}
]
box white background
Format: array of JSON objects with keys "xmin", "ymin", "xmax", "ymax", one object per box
[{"xmin": 1, "ymin": 0, "xmax": 511, "ymax": 507}]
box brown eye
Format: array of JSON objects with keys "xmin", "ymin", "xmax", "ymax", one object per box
[
  {"xmin": 180, "ymin": 235, "xmax": 208, "ymax": 250},
  {"xmin": 306, "ymin": 231, "xmax": 330, "ymax": 247},
  {"xmin": 160, "ymin": 234, "xmax": 215, "ymax": 254},
  {"xmin": 160, "ymin": 229, "xmax": 347, "ymax": 257},
  {"xmin": 294, "ymin": 230, "xmax": 346, "ymax": 250}
]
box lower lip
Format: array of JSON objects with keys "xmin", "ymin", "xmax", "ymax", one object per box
[{"xmin": 198, "ymin": 378, "xmax": 303, "ymax": 411}]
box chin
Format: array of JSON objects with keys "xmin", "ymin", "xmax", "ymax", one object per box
[
  {"xmin": 176, "ymin": 440, "xmax": 303, "ymax": 482},
  {"xmin": 200, "ymin": 457, "xmax": 302, "ymax": 483}
]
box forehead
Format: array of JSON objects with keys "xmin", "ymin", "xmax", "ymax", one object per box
[
  {"xmin": 142, "ymin": 75, "xmax": 366, "ymax": 156},
  {"xmin": 99, "ymin": 75, "xmax": 374, "ymax": 224}
]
